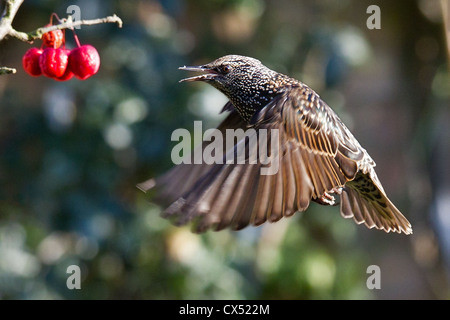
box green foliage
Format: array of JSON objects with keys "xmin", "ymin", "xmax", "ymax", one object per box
[{"xmin": 0, "ymin": 0, "xmax": 446, "ymax": 300}]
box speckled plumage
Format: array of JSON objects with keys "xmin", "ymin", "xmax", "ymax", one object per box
[
  {"xmin": 197, "ymin": 55, "xmax": 298, "ymax": 122},
  {"xmin": 138, "ymin": 55, "xmax": 412, "ymax": 235}
]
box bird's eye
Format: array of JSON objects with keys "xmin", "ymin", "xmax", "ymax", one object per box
[{"xmin": 220, "ymin": 65, "xmax": 232, "ymax": 74}]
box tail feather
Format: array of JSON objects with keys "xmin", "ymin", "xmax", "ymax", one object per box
[{"xmin": 340, "ymin": 171, "xmax": 412, "ymax": 235}]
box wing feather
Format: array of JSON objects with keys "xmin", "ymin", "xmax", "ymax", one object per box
[{"xmin": 140, "ymin": 85, "xmax": 412, "ymax": 234}]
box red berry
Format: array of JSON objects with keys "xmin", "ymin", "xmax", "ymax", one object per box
[
  {"xmin": 42, "ymin": 29, "xmax": 64, "ymax": 48},
  {"xmin": 69, "ymin": 45, "xmax": 100, "ymax": 80},
  {"xmin": 39, "ymin": 47, "xmax": 68, "ymax": 78},
  {"xmin": 22, "ymin": 48, "xmax": 43, "ymax": 76},
  {"xmin": 55, "ymin": 50, "xmax": 74, "ymax": 81},
  {"xmin": 55, "ymin": 68, "xmax": 74, "ymax": 81}
]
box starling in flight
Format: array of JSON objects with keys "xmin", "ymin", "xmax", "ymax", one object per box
[{"xmin": 138, "ymin": 55, "xmax": 412, "ymax": 235}]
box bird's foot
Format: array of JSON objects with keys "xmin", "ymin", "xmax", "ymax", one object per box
[
  {"xmin": 314, "ymin": 187, "xmax": 343, "ymax": 206},
  {"xmin": 331, "ymin": 186, "xmax": 343, "ymax": 195},
  {"xmin": 315, "ymin": 192, "xmax": 336, "ymax": 206}
]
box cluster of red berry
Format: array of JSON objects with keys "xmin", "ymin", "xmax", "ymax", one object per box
[{"xmin": 22, "ymin": 26, "xmax": 100, "ymax": 81}]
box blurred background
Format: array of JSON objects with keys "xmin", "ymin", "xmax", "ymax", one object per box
[{"xmin": 0, "ymin": 0, "xmax": 449, "ymax": 299}]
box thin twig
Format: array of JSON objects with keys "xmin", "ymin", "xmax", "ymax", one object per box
[
  {"xmin": 24, "ymin": 14, "xmax": 123, "ymax": 42},
  {"xmin": 0, "ymin": 0, "xmax": 122, "ymax": 42},
  {"xmin": 0, "ymin": 66, "xmax": 16, "ymax": 74},
  {"xmin": 0, "ymin": 0, "xmax": 122, "ymax": 75},
  {"xmin": 9, "ymin": 14, "xmax": 123, "ymax": 42},
  {"xmin": 442, "ymin": 0, "xmax": 450, "ymax": 66},
  {"xmin": 0, "ymin": 0, "xmax": 24, "ymax": 40}
]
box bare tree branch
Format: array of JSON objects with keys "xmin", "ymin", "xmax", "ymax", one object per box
[
  {"xmin": 0, "ymin": 0, "xmax": 24, "ymax": 41},
  {"xmin": 0, "ymin": 0, "xmax": 123, "ymax": 75},
  {"xmin": 442, "ymin": 0, "xmax": 450, "ymax": 66},
  {"xmin": 0, "ymin": 66, "xmax": 16, "ymax": 74},
  {"xmin": 12, "ymin": 14, "xmax": 123, "ymax": 42}
]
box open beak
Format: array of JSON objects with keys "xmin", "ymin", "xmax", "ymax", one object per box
[{"xmin": 179, "ymin": 65, "xmax": 218, "ymax": 82}]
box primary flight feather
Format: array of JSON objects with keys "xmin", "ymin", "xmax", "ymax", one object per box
[{"xmin": 138, "ymin": 55, "xmax": 412, "ymax": 235}]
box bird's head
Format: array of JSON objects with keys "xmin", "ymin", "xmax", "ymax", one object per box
[
  {"xmin": 179, "ymin": 55, "xmax": 274, "ymax": 96},
  {"xmin": 179, "ymin": 55, "xmax": 294, "ymax": 122}
]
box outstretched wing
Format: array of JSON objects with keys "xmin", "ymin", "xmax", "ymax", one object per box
[
  {"xmin": 139, "ymin": 85, "xmax": 412, "ymax": 234},
  {"xmin": 277, "ymin": 85, "xmax": 411, "ymax": 234},
  {"xmin": 265, "ymin": 84, "xmax": 364, "ymax": 198},
  {"xmin": 137, "ymin": 102, "xmax": 246, "ymax": 207},
  {"xmin": 340, "ymin": 170, "xmax": 412, "ymax": 234}
]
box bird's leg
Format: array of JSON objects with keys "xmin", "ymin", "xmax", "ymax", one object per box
[
  {"xmin": 313, "ymin": 187, "xmax": 343, "ymax": 206},
  {"xmin": 314, "ymin": 192, "xmax": 336, "ymax": 206}
]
